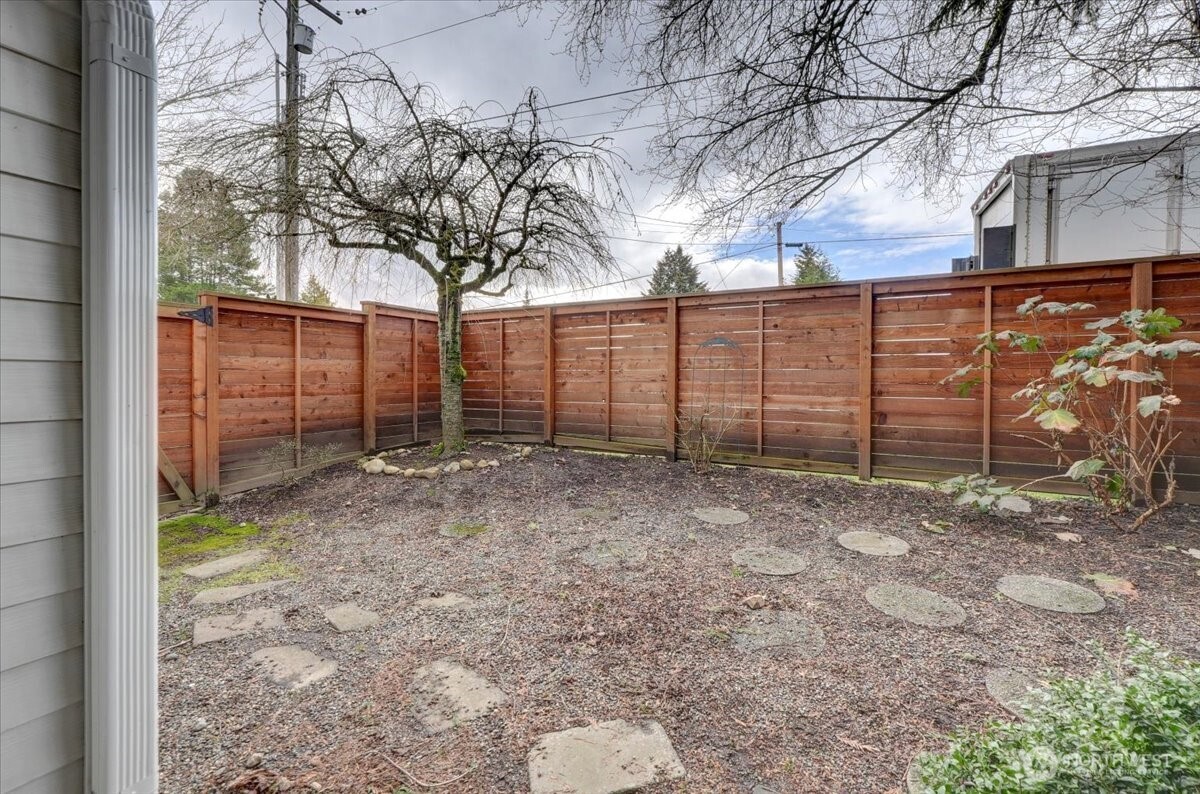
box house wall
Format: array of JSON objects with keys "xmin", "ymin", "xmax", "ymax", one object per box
[{"xmin": 0, "ymin": 1, "xmax": 86, "ymax": 791}]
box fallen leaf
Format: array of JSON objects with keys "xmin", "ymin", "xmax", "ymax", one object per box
[
  {"xmin": 1185, "ymin": 548, "xmax": 1200, "ymax": 561},
  {"xmin": 1035, "ymin": 515, "xmax": 1073, "ymax": 525},
  {"xmin": 1053, "ymin": 532, "xmax": 1082, "ymax": 543},
  {"xmin": 1084, "ymin": 573, "xmax": 1138, "ymax": 599},
  {"xmin": 837, "ymin": 735, "xmax": 881, "ymax": 753},
  {"xmin": 920, "ymin": 519, "xmax": 953, "ymax": 534}
]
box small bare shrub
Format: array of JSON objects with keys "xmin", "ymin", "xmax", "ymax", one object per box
[{"xmin": 259, "ymin": 439, "xmax": 343, "ymax": 485}]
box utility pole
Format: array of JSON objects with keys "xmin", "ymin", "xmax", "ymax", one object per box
[
  {"xmin": 278, "ymin": 0, "xmax": 302, "ymax": 302},
  {"xmin": 775, "ymin": 221, "xmax": 784, "ymax": 286}
]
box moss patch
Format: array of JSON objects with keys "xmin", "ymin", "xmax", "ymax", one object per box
[
  {"xmin": 158, "ymin": 513, "xmax": 261, "ymax": 568},
  {"xmin": 202, "ymin": 560, "xmax": 303, "ymax": 589},
  {"xmin": 439, "ymin": 521, "xmax": 489, "ymax": 539}
]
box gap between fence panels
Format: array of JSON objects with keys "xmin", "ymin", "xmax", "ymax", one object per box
[{"xmin": 156, "ymin": 255, "xmax": 1200, "ymax": 509}]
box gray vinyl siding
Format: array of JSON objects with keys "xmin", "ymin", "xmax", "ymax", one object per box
[{"xmin": 0, "ymin": 2, "xmax": 85, "ymax": 792}]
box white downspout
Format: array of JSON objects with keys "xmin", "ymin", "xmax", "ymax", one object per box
[{"xmin": 83, "ymin": 2, "xmax": 158, "ymax": 792}]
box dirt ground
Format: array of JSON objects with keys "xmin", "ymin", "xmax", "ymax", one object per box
[{"xmin": 159, "ymin": 443, "xmax": 1200, "ymax": 793}]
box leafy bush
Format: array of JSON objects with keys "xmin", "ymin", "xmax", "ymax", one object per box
[
  {"xmin": 940, "ymin": 473, "xmax": 1031, "ymax": 514},
  {"xmin": 912, "ymin": 633, "xmax": 1200, "ymax": 793},
  {"xmin": 944, "ymin": 297, "xmax": 1199, "ymax": 527}
]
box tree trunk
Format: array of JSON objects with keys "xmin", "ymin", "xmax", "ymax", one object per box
[{"xmin": 437, "ymin": 280, "xmax": 466, "ymax": 453}]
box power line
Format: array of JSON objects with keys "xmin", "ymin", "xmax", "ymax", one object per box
[{"xmin": 373, "ymin": 8, "xmax": 504, "ymax": 50}]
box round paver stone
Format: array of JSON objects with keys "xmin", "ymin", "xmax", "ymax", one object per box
[
  {"xmin": 731, "ymin": 547, "xmax": 809, "ymax": 576},
  {"xmin": 997, "ymin": 575, "xmax": 1105, "ymax": 614},
  {"xmin": 692, "ymin": 507, "xmax": 750, "ymax": 525},
  {"xmin": 581, "ymin": 540, "xmax": 647, "ymax": 569},
  {"xmin": 837, "ymin": 531, "xmax": 910, "ymax": 557},
  {"xmin": 732, "ymin": 609, "xmax": 826, "ymax": 656},
  {"xmin": 985, "ymin": 668, "xmax": 1039, "ymax": 717},
  {"xmin": 865, "ymin": 583, "xmax": 966, "ymax": 627}
]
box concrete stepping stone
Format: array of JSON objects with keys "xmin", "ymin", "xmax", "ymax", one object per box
[
  {"xmin": 193, "ymin": 607, "xmax": 284, "ymax": 646},
  {"xmin": 323, "ymin": 602, "xmax": 380, "ymax": 632},
  {"xmin": 415, "ymin": 592, "xmax": 476, "ymax": 610},
  {"xmin": 182, "ymin": 549, "xmax": 269, "ymax": 579},
  {"xmin": 997, "ymin": 575, "xmax": 1105, "ymax": 614},
  {"xmin": 527, "ymin": 719, "xmax": 686, "ymax": 794},
  {"xmin": 731, "ymin": 547, "xmax": 809, "ymax": 576},
  {"xmin": 692, "ymin": 506, "xmax": 750, "ymax": 525},
  {"xmin": 572, "ymin": 507, "xmax": 619, "ymax": 522},
  {"xmin": 731, "ymin": 609, "xmax": 826, "ymax": 656},
  {"xmin": 410, "ymin": 659, "xmax": 508, "ymax": 734},
  {"xmin": 837, "ymin": 531, "xmax": 910, "ymax": 557},
  {"xmin": 251, "ymin": 646, "xmax": 337, "ymax": 690},
  {"xmin": 188, "ymin": 580, "xmax": 285, "ymax": 606},
  {"xmin": 581, "ymin": 539, "xmax": 647, "ymax": 570},
  {"xmin": 865, "ymin": 583, "xmax": 966, "ymax": 628},
  {"xmin": 985, "ymin": 668, "xmax": 1039, "ymax": 717}
]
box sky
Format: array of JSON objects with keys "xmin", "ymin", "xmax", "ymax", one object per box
[{"xmin": 179, "ymin": 0, "xmax": 984, "ymax": 310}]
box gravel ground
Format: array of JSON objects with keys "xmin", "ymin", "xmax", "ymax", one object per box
[{"xmin": 159, "ymin": 443, "xmax": 1200, "ymax": 793}]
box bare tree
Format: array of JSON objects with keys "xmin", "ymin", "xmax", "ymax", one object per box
[
  {"xmin": 156, "ymin": 0, "xmax": 269, "ymax": 174},
  {"xmin": 518, "ymin": 0, "xmax": 1200, "ymax": 228},
  {"xmin": 207, "ymin": 56, "xmax": 626, "ymax": 452}
]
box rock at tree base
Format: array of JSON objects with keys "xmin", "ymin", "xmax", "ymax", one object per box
[
  {"xmin": 189, "ymin": 580, "xmax": 285, "ymax": 605},
  {"xmin": 692, "ymin": 506, "xmax": 750, "ymax": 525},
  {"xmin": 837, "ymin": 531, "xmax": 910, "ymax": 557},
  {"xmin": 182, "ymin": 549, "xmax": 270, "ymax": 580},
  {"xmin": 731, "ymin": 547, "xmax": 809, "ymax": 576},
  {"xmin": 581, "ymin": 540, "xmax": 647, "ymax": 569},
  {"xmin": 410, "ymin": 659, "xmax": 508, "ymax": 733},
  {"xmin": 193, "ymin": 608, "xmax": 284, "ymax": 645},
  {"xmin": 984, "ymin": 668, "xmax": 1040, "ymax": 717},
  {"xmin": 731, "ymin": 609, "xmax": 826, "ymax": 656},
  {"xmin": 383, "ymin": 465, "xmax": 400, "ymax": 475},
  {"xmin": 251, "ymin": 646, "xmax": 337, "ymax": 690},
  {"xmin": 865, "ymin": 583, "xmax": 966, "ymax": 627},
  {"xmin": 323, "ymin": 602, "xmax": 380, "ymax": 632},
  {"xmin": 527, "ymin": 719, "xmax": 686, "ymax": 794},
  {"xmin": 364, "ymin": 458, "xmax": 386, "ymax": 474},
  {"xmin": 996, "ymin": 575, "xmax": 1105, "ymax": 614}
]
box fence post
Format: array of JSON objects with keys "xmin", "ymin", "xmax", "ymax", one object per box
[
  {"xmin": 293, "ymin": 315, "xmax": 302, "ymax": 468},
  {"xmin": 605, "ymin": 310, "xmax": 612, "ymax": 443},
  {"xmin": 543, "ymin": 306, "xmax": 555, "ymax": 443},
  {"xmin": 203, "ymin": 294, "xmax": 221, "ymax": 498},
  {"xmin": 665, "ymin": 297, "xmax": 678, "ymax": 461},
  {"xmin": 363, "ymin": 304, "xmax": 377, "ymax": 452},
  {"xmin": 498, "ymin": 318, "xmax": 505, "ymax": 435},
  {"xmin": 982, "ymin": 284, "xmax": 993, "ymax": 476},
  {"xmin": 757, "ymin": 299, "xmax": 765, "ymax": 457},
  {"xmin": 411, "ymin": 317, "xmax": 420, "ymax": 443},
  {"xmin": 1129, "ymin": 261, "xmax": 1153, "ymax": 454},
  {"xmin": 858, "ymin": 282, "xmax": 873, "ymax": 480},
  {"xmin": 190, "ymin": 300, "xmax": 210, "ymax": 498}
]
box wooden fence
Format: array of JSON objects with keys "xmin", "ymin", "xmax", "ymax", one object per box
[{"xmin": 156, "ymin": 256, "xmax": 1200, "ymax": 512}]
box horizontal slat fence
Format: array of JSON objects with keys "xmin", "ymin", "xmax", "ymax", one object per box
[{"xmin": 156, "ymin": 256, "xmax": 1199, "ymax": 509}]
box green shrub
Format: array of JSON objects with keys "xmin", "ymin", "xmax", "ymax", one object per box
[{"xmin": 913, "ymin": 633, "xmax": 1200, "ymax": 793}]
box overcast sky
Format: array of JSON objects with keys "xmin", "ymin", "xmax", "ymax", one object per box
[{"xmin": 178, "ymin": 0, "xmax": 984, "ymax": 309}]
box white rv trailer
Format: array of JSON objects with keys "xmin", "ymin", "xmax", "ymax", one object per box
[{"xmin": 958, "ymin": 134, "xmax": 1199, "ymax": 271}]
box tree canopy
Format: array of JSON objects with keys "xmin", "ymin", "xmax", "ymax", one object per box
[
  {"xmin": 645, "ymin": 245, "xmax": 708, "ymax": 295},
  {"xmin": 300, "ymin": 275, "xmax": 333, "ymax": 306},
  {"xmin": 526, "ymin": 0, "xmax": 1200, "ymax": 228},
  {"xmin": 158, "ymin": 167, "xmax": 271, "ymax": 303},
  {"xmin": 791, "ymin": 244, "xmax": 839, "ymax": 285},
  {"xmin": 203, "ymin": 55, "xmax": 627, "ymax": 450}
]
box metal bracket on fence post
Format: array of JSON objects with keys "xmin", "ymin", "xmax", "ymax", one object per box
[{"xmin": 178, "ymin": 305, "xmax": 214, "ymax": 326}]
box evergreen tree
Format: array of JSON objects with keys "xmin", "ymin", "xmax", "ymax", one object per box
[
  {"xmin": 158, "ymin": 167, "xmax": 271, "ymax": 303},
  {"xmin": 644, "ymin": 245, "xmax": 708, "ymax": 295},
  {"xmin": 791, "ymin": 244, "xmax": 839, "ymax": 285},
  {"xmin": 300, "ymin": 275, "xmax": 333, "ymax": 306}
]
